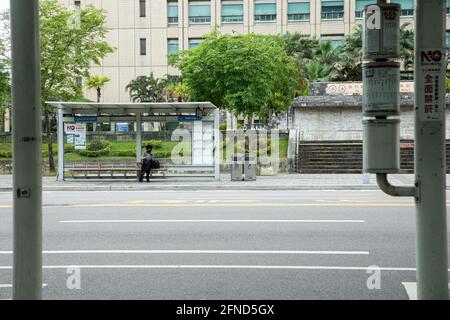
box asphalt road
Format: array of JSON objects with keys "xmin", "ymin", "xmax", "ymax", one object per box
[{"xmin": 0, "ymin": 189, "xmax": 449, "ymax": 300}]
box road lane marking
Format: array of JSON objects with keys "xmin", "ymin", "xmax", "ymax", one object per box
[
  {"xmin": 402, "ymin": 282, "xmax": 450, "ymax": 300},
  {"xmin": 0, "ymin": 265, "xmax": 449, "ymax": 272},
  {"xmin": 58, "ymin": 219, "xmax": 365, "ymax": 224},
  {"xmin": 0, "ymin": 250, "xmax": 369, "ymax": 255}
]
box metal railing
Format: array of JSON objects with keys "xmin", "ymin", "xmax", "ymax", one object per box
[
  {"xmin": 168, "ymin": 16, "xmax": 178, "ymax": 24},
  {"xmin": 287, "ymin": 13, "xmax": 310, "ymax": 21},
  {"xmin": 189, "ymin": 16, "xmax": 211, "ymax": 24},
  {"xmin": 321, "ymin": 11, "xmax": 344, "ymax": 20},
  {"xmin": 355, "ymin": 11, "xmax": 363, "ymax": 18},
  {"xmin": 222, "ymin": 15, "xmax": 244, "ymax": 23},
  {"xmin": 254, "ymin": 14, "xmax": 276, "ymax": 22},
  {"xmin": 399, "ymin": 9, "xmax": 414, "ymax": 16}
]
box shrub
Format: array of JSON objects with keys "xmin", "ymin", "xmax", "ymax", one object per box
[
  {"xmin": 142, "ymin": 140, "xmax": 162, "ymax": 149},
  {"xmin": 64, "ymin": 144, "xmax": 75, "ymax": 153},
  {"xmin": 219, "ymin": 123, "xmax": 227, "ymax": 131},
  {"xmin": 77, "ymin": 140, "xmax": 112, "ymax": 157},
  {"xmin": 153, "ymin": 151, "xmax": 171, "ymax": 158},
  {"xmin": 0, "ymin": 150, "xmax": 12, "ymax": 158},
  {"xmin": 112, "ymin": 150, "xmax": 136, "ymax": 157}
]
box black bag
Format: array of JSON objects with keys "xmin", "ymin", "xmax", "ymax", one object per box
[{"xmin": 151, "ymin": 159, "xmax": 160, "ymax": 169}]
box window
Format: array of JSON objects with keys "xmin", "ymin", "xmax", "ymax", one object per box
[
  {"xmin": 74, "ymin": 0, "xmax": 81, "ymax": 8},
  {"xmin": 222, "ymin": 2, "xmax": 244, "ymax": 23},
  {"xmin": 355, "ymin": 0, "xmax": 373, "ymax": 18},
  {"xmin": 140, "ymin": 38, "xmax": 146, "ymax": 55},
  {"xmin": 287, "ymin": 1, "xmax": 310, "ymax": 21},
  {"xmin": 391, "ymin": 0, "xmax": 413, "ymax": 16},
  {"xmin": 321, "ymin": 0, "xmax": 344, "ymax": 20},
  {"xmin": 189, "ymin": 2, "xmax": 211, "ymax": 24},
  {"xmin": 139, "ymin": 0, "xmax": 146, "ymax": 17},
  {"xmin": 168, "ymin": 2, "xmax": 179, "ymax": 24},
  {"xmin": 168, "ymin": 39, "xmax": 179, "ymax": 54},
  {"xmin": 189, "ymin": 38, "xmax": 202, "ymax": 49},
  {"xmin": 447, "ymin": 0, "xmax": 450, "ymax": 14},
  {"xmin": 254, "ymin": 0, "xmax": 276, "ymax": 22}
]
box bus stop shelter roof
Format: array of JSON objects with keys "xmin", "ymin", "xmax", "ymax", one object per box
[{"xmin": 46, "ymin": 101, "xmax": 218, "ymax": 115}]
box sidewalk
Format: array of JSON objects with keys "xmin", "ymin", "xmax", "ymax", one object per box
[{"xmin": 0, "ymin": 173, "xmax": 432, "ymax": 192}]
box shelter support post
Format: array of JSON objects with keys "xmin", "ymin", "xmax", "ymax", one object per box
[
  {"xmin": 57, "ymin": 106, "xmax": 64, "ymax": 182},
  {"xmin": 214, "ymin": 109, "xmax": 220, "ymax": 180},
  {"xmin": 136, "ymin": 113, "xmax": 142, "ymax": 163}
]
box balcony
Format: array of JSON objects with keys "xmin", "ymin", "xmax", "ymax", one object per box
[
  {"xmin": 399, "ymin": 9, "xmax": 414, "ymax": 17},
  {"xmin": 321, "ymin": 11, "xmax": 344, "ymax": 20},
  {"xmin": 287, "ymin": 13, "xmax": 310, "ymax": 22},
  {"xmin": 222, "ymin": 15, "xmax": 244, "ymax": 23},
  {"xmin": 254, "ymin": 14, "xmax": 276, "ymax": 22},
  {"xmin": 189, "ymin": 16, "xmax": 211, "ymax": 24},
  {"xmin": 168, "ymin": 16, "xmax": 178, "ymax": 24}
]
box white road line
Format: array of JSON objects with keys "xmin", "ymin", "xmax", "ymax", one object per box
[
  {"xmin": 1, "ymin": 265, "xmax": 448, "ymax": 271},
  {"xmin": 59, "ymin": 219, "xmax": 365, "ymax": 224},
  {"xmin": 0, "ymin": 250, "xmax": 369, "ymax": 255},
  {"xmin": 0, "ymin": 283, "xmax": 48, "ymax": 288},
  {"xmin": 402, "ymin": 282, "xmax": 450, "ymax": 300}
]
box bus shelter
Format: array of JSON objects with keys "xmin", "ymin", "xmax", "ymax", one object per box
[{"xmin": 48, "ymin": 102, "xmax": 221, "ymax": 181}]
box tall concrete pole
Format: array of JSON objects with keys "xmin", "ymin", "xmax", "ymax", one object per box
[
  {"xmin": 10, "ymin": 0, "xmax": 43, "ymax": 299},
  {"xmin": 414, "ymin": 0, "xmax": 448, "ymax": 300}
]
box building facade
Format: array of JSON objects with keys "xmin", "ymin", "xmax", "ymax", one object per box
[{"xmin": 57, "ymin": 0, "xmax": 449, "ymax": 103}]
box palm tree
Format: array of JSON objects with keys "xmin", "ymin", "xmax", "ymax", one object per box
[
  {"xmin": 85, "ymin": 75, "xmax": 110, "ymax": 103},
  {"xmin": 400, "ymin": 23, "xmax": 414, "ymax": 71},
  {"xmin": 303, "ymin": 62, "xmax": 332, "ymax": 82},
  {"xmin": 125, "ymin": 73, "xmax": 165, "ymax": 102}
]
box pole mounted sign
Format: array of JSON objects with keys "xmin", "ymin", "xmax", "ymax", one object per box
[{"xmin": 418, "ymin": 49, "xmax": 445, "ymax": 121}]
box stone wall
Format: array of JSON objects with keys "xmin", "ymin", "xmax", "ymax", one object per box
[
  {"xmin": 293, "ymin": 106, "xmax": 429, "ymax": 141},
  {"xmin": 292, "ymin": 94, "xmax": 450, "ymax": 141}
]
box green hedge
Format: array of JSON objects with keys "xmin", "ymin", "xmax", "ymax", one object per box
[
  {"xmin": 77, "ymin": 140, "xmax": 112, "ymax": 157},
  {"xmin": 0, "ymin": 150, "xmax": 12, "ymax": 158},
  {"xmin": 142, "ymin": 140, "xmax": 162, "ymax": 149},
  {"xmin": 111, "ymin": 150, "xmax": 136, "ymax": 157}
]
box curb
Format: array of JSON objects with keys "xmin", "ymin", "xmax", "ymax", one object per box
[{"xmin": 0, "ymin": 185, "xmax": 384, "ymax": 192}]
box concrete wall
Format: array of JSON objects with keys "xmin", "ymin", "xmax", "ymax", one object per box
[{"xmin": 293, "ymin": 106, "xmax": 450, "ymax": 141}]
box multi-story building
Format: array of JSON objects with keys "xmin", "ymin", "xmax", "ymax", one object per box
[{"xmin": 57, "ymin": 0, "xmax": 450, "ymax": 103}]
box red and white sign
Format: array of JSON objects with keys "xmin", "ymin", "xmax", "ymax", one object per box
[{"xmin": 418, "ymin": 49, "xmax": 445, "ymax": 122}]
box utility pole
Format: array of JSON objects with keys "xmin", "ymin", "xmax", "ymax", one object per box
[
  {"xmin": 414, "ymin": 0, "xmax": 448, "ymax": 300},
  {"xmin": 10, "ymin": 0, "xmax": 43, "ymax": 300},
  {"xmin": 363, "ymin": 0, "xmax": 448, "ymax": 300}
]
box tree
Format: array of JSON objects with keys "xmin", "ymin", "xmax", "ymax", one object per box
[
  {"xmin": 0, "ymin": 10, "xmax": 10, "ymax": 132},
  {"xmin": 0, "ymin": 1, "xmax": 115, "ymax": 171},
  {"xmin": 0, "ymin": 1, "xmax": 116, "ymax": 171},
  {"xmin": 171, "ymin": 31, "xmax": 298, "ymax": 121},
  {"xmin": 126, "ymin": 73, "xmax": 166, "ymax": 102},
  {"xmin": 85, "ymin": 75, "xmax": 110, "ymax": 103},
  {"xmin": 334, "ymin": 24, "xmax": 363, "ymax": 81}
]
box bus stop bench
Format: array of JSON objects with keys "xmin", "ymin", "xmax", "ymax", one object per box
[{"xmin": 67, "ymin": 166, "xmax": 167, "ymax": 178}]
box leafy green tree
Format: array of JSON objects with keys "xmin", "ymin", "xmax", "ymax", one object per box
[
  {"xmin": 0, "ymin": 10, "xmax": 10, "ymax": 132},
  {"xmin": 0, "ymin": 1, "xmax": 114, "ymax": 171},
  {"xmin": 85, "ymin": 75, "xmax": 110, "ymax": 103},
  {"xmin": 334, "ymin": 24, "xmax": 363, "ymax": 81},
  {"xmin": 399, "ymin": 23, "xmax": 414, "ymax": 71},
  {"xmin": 171, "ymin": 31, "xmax": 298, "ymax": 121},
  {"xmin": 0, "ymin": 1, "xmax": 114, "ymax": 170},
  {"xmin": 126, "ymin": 73, "xmax": 166, "ymax": 102}
]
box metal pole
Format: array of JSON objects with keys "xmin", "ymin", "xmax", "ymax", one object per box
[
  {"xmin": 414, "ymin": 0, "xmax": 448, "ymax": 300},
  {"xmin": 57, "ymin": 106, "xmax": 65, "ymax": 181},
  {"xmin": 136, "ymin": 113, "xmax": 142, "ymax": 163},
  {"xmin": 214, "ymin": 109, "xmax": 220, "ymax": 180},
  {"xmin": 10, "ymin": 0, "xmax": 42, "ymax": 300}
]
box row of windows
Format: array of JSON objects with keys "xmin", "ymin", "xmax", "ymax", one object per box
[
  {"xmin": 166, "ymin": 0, "xmax": 426, "ymax": 24},
  {"xmin": 166, "ymin": 34, "xmax": 343, "ymax": 55}
]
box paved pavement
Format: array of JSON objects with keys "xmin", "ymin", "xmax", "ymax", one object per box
[
  {"xmin": 0, "ymin": 189, "xmax": 449, "ymax": 299},
  {"xmin": 0, "ymin": 173, "xmax": 436, "ymax": 191}
]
